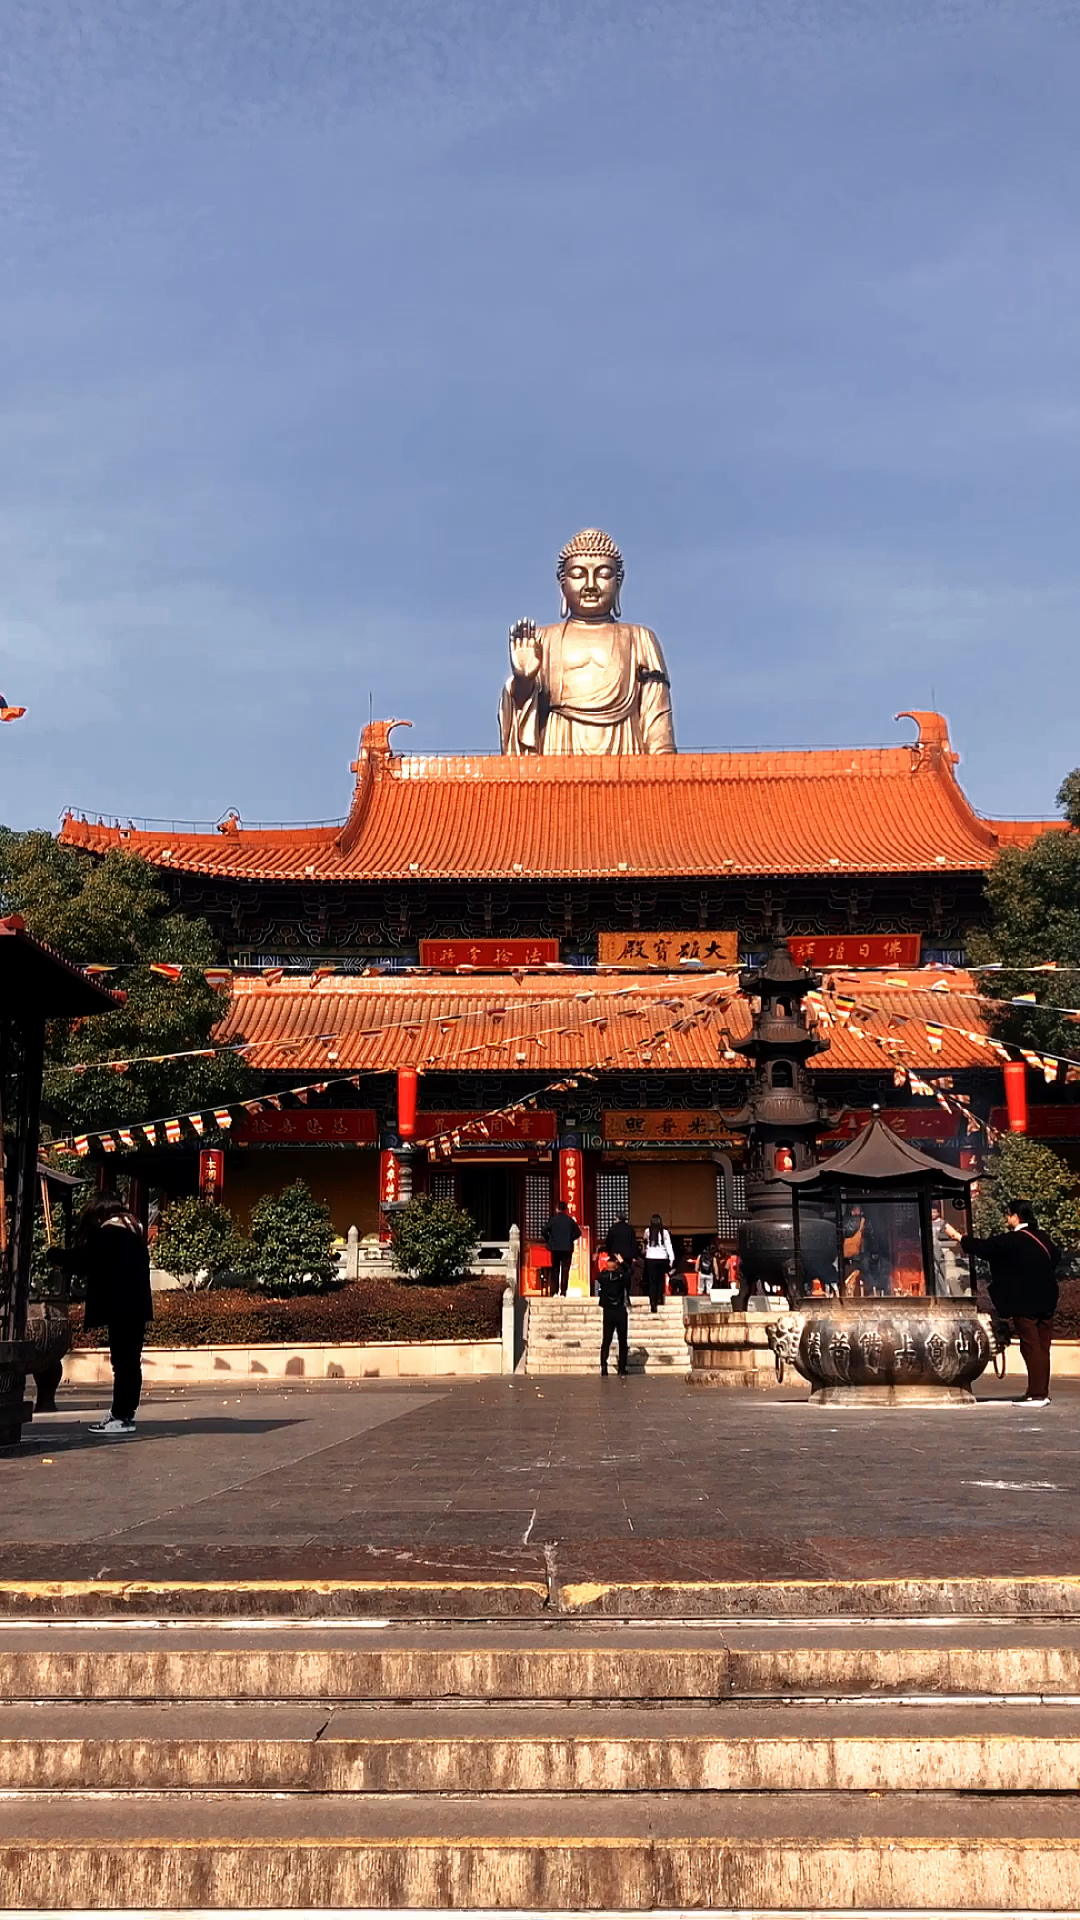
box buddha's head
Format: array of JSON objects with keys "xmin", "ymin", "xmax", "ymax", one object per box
[{"xmin": 558, "ymin": 528, "xmax": 623, "ymax": 620}]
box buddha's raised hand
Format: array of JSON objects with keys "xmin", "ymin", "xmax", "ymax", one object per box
[{"xmin": 509, "ymin": 618, "xmax": 542, "ymax": 679}]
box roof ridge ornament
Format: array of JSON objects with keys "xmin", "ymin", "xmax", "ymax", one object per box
[
  {"xmin": 352, "ymin": 718, "xmax": 412, "ymax": 773},
  {"xmin": 896, "ymin": 710, "xmax": 959, "ymax": 766},
  {"xmin": 340, "ymin": 718, "xmax": 413, "ymax": 858}
]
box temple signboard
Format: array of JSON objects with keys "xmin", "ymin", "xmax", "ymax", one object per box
[
  {"xmin": 419, "ymin": 939, "xmax": 559, "ymax": 969},
  {"xmin": 604, "ymin": 1110, "xmax": 743, "ymax": 1144},
  {"xmin": 236, "ymin": 1109, "xmax": 378, "ymax": 1146},
  {"xmin": 416, "ymin": 1110, "xmax": 557, "ymax": 1144},
  {"xmin": 989, "ymin": 1105, "xmax": 1080, "ymax": 1140},
  {"xmin": 820, "ymin": 1107, "xmax": 958, "ymax": 1144},
  {"xmin": 788, "ymin": 935, "xmax": 921, "ymax": 968},
  {"xmin": 598, "ymin": 931, "xmax": 738, "ymax": 970}
]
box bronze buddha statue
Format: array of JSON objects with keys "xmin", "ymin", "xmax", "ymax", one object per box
[{"xmin": 498, "ymin": 529, "xmax": 676, "ymax": 755}]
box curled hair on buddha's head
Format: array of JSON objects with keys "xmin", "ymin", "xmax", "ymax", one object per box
[{"xmin": 557, "ymin": 528, "xmax": 623, "ymax": 617}]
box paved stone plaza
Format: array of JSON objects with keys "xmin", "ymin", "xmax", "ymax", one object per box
[{"xmin": 3, "ymin": 1374, "xmax": 1079, "ymax": 1580}]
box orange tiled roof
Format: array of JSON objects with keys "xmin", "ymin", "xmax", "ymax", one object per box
[
  {"xmin": 60, "ymin": 714, "xmax": 1060, "ymax": 884},
  {"xmin": 215, "ymin": 969, "xmax": 997, "ymax": 1077}
]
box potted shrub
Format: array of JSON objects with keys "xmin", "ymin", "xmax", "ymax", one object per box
[
  {"xmin": 389, "ymin": 1196, "xmax": 479, "ymax": 1285},
  {"xmin": 246, "ymin": 1181, "xmax": 339, "ymax": 1296},
  {"xmin": 154, "ymin": 1196, "xmax": 247, "ymax": 1290}
]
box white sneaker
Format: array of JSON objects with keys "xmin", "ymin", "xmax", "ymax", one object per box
[
  {"xmin": 87, "ymin": 1417, "xmax": 136, "ymax": 1436},
  {"xmin": 1022, "ymin": 1397, "xmax": 1051, "ymax": 1408}
]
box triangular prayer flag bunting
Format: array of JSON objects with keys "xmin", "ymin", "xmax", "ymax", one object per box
[
  {"xmin": 149, "ymin": 962, "xmax": 183, "ymax": 982},
  {"xmin": 204, "ymin": 968, "xmax": 232, "ymax": 990},
  {"xmin": 213, "ymin": 1108, "xmax": 233, "ymax": 1130},
  {"xmin": 190, "ymin": 1113, "xmax": 205, "ymax": 1136},
  {"xmin": 165, "ymin": 1119, "xmax": 182, "ymax": 1145}
]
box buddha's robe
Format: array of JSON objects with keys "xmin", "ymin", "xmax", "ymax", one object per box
[{"xmin": 499, "ymin": 620, "xmax": 675, "ymax": 755}]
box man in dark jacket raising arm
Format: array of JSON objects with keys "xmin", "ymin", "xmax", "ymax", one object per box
[
  {"xmin": 597, "ymin": 1247, "xmax": 632, "ymax": 1376},
  {"xmin": 952, "ymin": 1200, "xmax": 1059, "ymax": 1406}
]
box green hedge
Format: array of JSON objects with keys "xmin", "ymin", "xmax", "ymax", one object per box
[
  {"xmin": 1053, "ymin": 1278, "xmax": 1080, "ymax": 1340},
  {"xmin": 71, "ymin": 1277, "xmax": 504, "ymax": 1348}
]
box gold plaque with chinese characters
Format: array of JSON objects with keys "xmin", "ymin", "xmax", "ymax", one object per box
[
  {"xmin": 603, "ymin": 1110, "xmax": 744, "ymax": 1144},
  {"xmin": 598, "ymin": 931, "xmax": 738, "ymax": 970}
]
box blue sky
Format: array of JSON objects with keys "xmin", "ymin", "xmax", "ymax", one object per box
[{"xmin": 2, "ymin": 0, "xmax": 1079, "ymax": 831}]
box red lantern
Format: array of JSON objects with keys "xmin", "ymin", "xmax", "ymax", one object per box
[
  {"xmin": 397, "ymin": 1067, "xmax": 418, "ymax": 1139},
  {"xmin": 1003, "ymin": 1060, "xmax": 1028, "ymax": 1134}
]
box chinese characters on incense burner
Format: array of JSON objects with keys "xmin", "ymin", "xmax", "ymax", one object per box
[{"xmin": 499, "ymin": 529, "xmax": 675, "ymax": 755}]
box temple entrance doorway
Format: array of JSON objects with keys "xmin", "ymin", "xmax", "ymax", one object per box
[{"xmin": 457, "ymin": 1166, "xmax": 516, "ymax": 1241}]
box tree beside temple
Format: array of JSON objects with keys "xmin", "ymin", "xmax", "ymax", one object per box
[
  {"xmin": 974, "ymin": 1134, "xmax": 1080, "ymax": 1251},
  {"xmin": 0, "ymin": 830, "xmax": 254, "ymax": 1134},
  {"xmin": 973, "ymin": 769, "xmax": 1080, "ymax": 1062}
]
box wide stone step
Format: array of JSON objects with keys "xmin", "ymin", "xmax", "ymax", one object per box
[
  {"xmin": 3, "ymin": 1622, "xmax": 1080, "ymax": 1699},
  {"xmin": 4, "ymin": 1700, "xmax": 1080, "ymax": 1793},
  {"xmin": 8, "ymin": 1572, "xmax": 1080, "ymax": 1619},
  {"xmin": 0, "ymin": 1790, "xmax": 1077, "ymax": 1909}
]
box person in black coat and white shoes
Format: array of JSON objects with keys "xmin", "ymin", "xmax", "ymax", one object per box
[
  {"xmin": 51, "ymin": 1194, "xmax": 153, "ymax": 1435},
  {"xmin": 596, "ymin": 1251, "xmax": 632, "ymax": 1376},
  {"xmin": 542, "ymin": 1201, "xmax": 581, "ymax": 1297},
  {"xmin": 948, "ymin": 1199, "xmax": 1060, "ymax": 1406}
]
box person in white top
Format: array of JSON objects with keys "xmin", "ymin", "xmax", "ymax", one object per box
[{"xmin": 643, "ymin": 1213, "xmax": 675, "ymax": 1313}]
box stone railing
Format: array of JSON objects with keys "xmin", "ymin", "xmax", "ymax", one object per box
[{"xmin": 340, "ymin": 1224, "xmax": 522, "ymax": 1290}]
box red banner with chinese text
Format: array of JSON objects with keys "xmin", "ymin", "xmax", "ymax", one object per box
[
  {"xmin": 198, "ymin": 1149, "xmax": 225, "ymax": 1198},
  {"xmin": 788, "ymin": 935, "xmax": 922, "ymax": 968},
  {"xmin": 559, "ymin": 1146, "xmax": 584, "ymax": 1214},
  {"xmin": 989, "ymin": 1105, "xmax": 1080, "ymax": 1140},
  {"xmin": 819, "ymin": 1106, "xmax": 959, "ymax": 1144},
  {"xmin": 236, "ymin": 1109, "xmax": 378, "ymax": 1146},
  {"xmin": 415, "ymin": 1110, "xmax": 556, "ymax": 1144},
  {"xmin": 419, "ymin": 939, "xmax": 560, "ymax": 969},
  {"xmin": 378, "ymin": 1149, "xmax": 400, "ymax": 1240}
]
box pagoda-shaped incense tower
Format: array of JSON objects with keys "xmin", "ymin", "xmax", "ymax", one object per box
[{"xmin": 732, "ymin": 939, "xmax": 833, "ymax": 1302}]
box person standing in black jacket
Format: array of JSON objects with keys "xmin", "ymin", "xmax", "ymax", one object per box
[
  {"xmin": 52, "ymin": 1195, "xmax": 153, "ymax": 1435},
  {"xmin": 542, "ymin": 1201, "xmax": 581, "ymax": 1297},
  {"xmin": 952, "ymin": 1200, "xmax": 1060, "ymax": 1406},
  {"xmin": 596, "ymin": 1251, "xmax": 631, "ymax": 1375},
  {"xmin": 603, "ymin": 1214, "xmax": 638, "ymax": 1281}
]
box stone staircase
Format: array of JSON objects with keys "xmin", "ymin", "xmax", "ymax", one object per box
[
  {"xmin": 525, "ymin": 1296, "xmax": 688, "ymax": 1375},
  {"xmin": 1, "ymin": 1575, "xmax": 1080, "ymax": 1908}
]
